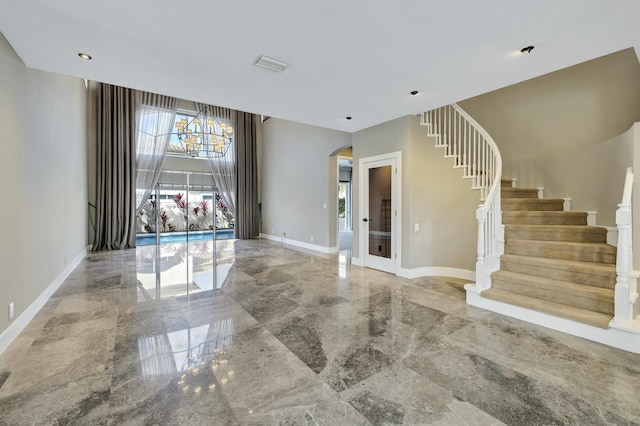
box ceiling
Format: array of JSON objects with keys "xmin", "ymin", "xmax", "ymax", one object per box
[{"xmin": 1, "ymin": 1, "xmax": 639, "ymax": 132}]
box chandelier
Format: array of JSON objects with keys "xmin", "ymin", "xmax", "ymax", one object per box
[{"xmin": 174, "ymin": 108, "xmax": 233, "ymax": 158}]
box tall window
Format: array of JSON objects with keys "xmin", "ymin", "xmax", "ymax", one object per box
[
  {"xmin": 165, "ymin": 111, "xmax": 235, "ymax": 161},
  {"xmin": 135, "ymin": 108, "xmax": 237, "ymax": 247}
]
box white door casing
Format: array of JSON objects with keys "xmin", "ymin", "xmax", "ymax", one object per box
[{"xmin": 359, "ymin": 152, "xmax": 401, "ymax": 274}]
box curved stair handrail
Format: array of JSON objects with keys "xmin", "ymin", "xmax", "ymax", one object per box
[{"xmin": 420, "ymin": 103, "xmax": 503, "ymax": 289}]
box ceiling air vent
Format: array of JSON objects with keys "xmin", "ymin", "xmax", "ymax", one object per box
[{"xmin": 254, "ymin": 55, "xmax": 288, "ymax": 72}]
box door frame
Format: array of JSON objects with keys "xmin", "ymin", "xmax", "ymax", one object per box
[{"xmin": 358, "ymin": 151, "xmax": 402, "ymax": 274}]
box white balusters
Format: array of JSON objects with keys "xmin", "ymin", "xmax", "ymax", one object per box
[{"xmin": 421, "ymin": 103, "xmax": 503, "ymax": 289}]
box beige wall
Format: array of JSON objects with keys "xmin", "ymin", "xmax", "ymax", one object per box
[
  {"xmin": 261, "ymin": 118, "xmax": 351, "ymax": 248},
  {"xmin": 0, "ymin": 33, "xmax": 88, "ymax": 336},
  {"xmin": 352, "ymin": 116, "xmax": 478, "ymax": 270},
  {"xmin": 459, "ymin": 48, "xmax": 640, "ymax": 225},
  {"xmin": 259, "ymin": 114, "xmax": 479, "ymax": 271},
  {"xmin": 352, "ymin": 117, "xmax": 409, "ymax": 260},
  {"xmin": 406, "ymin": 116, "xmax": 479, "ymax": 270}
]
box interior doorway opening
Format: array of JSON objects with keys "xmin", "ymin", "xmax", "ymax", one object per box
[{"xmin": 337, "ymin": 149, "xmax": 353, "ymax": 251}]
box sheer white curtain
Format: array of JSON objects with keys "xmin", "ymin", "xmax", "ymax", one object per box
[
  {"xmin": 135, "ymin": 93, "xmax": 178, "ymax": 213},
  {"xmin": 196, "ymin": 102, "xmax": 236, "ymax": 216}
]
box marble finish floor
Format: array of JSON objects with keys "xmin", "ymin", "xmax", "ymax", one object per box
[{"xmin": 1, "ymin": 239, "xmax": 639, "ymax": 425}]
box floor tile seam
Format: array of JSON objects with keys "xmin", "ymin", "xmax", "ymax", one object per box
[
  {"xmin": 44, "ymin": 306, "xmax": 121, "ymax": 320},
  {"xmin": 438, "ymin": 329, "xmax": 608, "ymax": 404},
  {"xmin": 443, "ymin": 331, "xmax": 640, "ymax": 405},
  {"xmin": 399, "ymin": 349, "xmax": 543, "ymax": 424},
  {"xmin": 40, "ymin": 322, "xmax": 120, "ymax": 338},
  {"xmin": 228, "ymin": 293, "xmax": 303, "ymax": 319},
  {"xmin": 338, "ymin": 361, "xmax": 452, "ymax": 401},
  {"xmin": 340, "ymin": 288, "xmax": 389, "ymax": 304},
  {"xmin": 401, "ymin": 297, "xmax": 469, "ymax": 318}
]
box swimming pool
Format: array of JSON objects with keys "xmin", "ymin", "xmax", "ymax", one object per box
[{"xmin": 136, "ymin": 229, "xmax": 234, "ymax": 246}]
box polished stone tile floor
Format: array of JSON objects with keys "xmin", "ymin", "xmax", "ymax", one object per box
[{"xmin": 1, "ymin": 239, "xmax": 639, "ymax": 425}]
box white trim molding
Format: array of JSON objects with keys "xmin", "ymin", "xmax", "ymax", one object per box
[
  {"xmin": 358, "ymin": 151, "xmax": 402, "ymax": 275},
  {"xmin": 466, "ymin": 284, "xmax": 640, "ymax": 354},
  {"xmin": 0, "ymin": 246, "xmax": 89, "ymax": 356},
  {"xmin": 398, "ymin": 267, "xmax": 475, "ymax": 281},
  {"xmin": 259, "ymin": 233, "xmax": 339, "ymax": 254}
]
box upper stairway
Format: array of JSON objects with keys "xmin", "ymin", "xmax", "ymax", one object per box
[{"xmin": 481, "ymin": 179, "xmax": 616, "ymax": 329}]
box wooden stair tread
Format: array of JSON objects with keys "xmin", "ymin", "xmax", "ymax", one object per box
[
  {"xmin": 500, "ymin": 254, "xmax": 616, "ymax": 277},
  {"xmin": 506, "ymin": 239, "xmax": 616, "ymax": 253},
  {"xmin": 505, "ymin": 239, "xmax": 616, "ymax": 265},
  {"xmin": 502, "ymin": 197, "xmax": 565, "ymax": 201},
  {"xmin": 502, "ymin": 187, "xmax": 539, "ymax": 198},
  {"xmin": 504, "ymin": 224, "xmax": 607, "ymax": 243},
  {"xmin": 492, "ymin": 270, "xmax": 614, "ymax": 303},
  {"xmin": 502, "ymin": 211, "xmax": 588, "ymax": 225},
  {"xmin": 481, "ymin": 288, "xmax": 612, "ymax": 329},
  {"xmin": 502, "ymin": 198, "xmax": 565, "ymax": 204},
  {"xmin": 502, "ymin": 211, "xmax": 587, "ymax": 217},
  {"xmin": 502, "ymin": 198, "xmax": 565, "ymax": 211},
  {"xmin": 500, "ymin": 254, "xmax": 616, "ymax": 289},
  {"xmin": 505, "ymin": 224, "xmax": 605, "ymax": 232}
]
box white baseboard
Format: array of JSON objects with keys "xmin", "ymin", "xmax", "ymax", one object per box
[
  {"xmin": 0, "ymin": 246, "xmax": 89, "ymax": 356},
  {"xmin": 352, "ymin": 257, "xmax": 363, "ymax": 266},
  {"xmin": 259, "ymin": 233, "xmax": 338, "ymax": 254},
  {"xmin": 398, "ymin": 266, "xmax": 475, "ymax": 281},
  {"xmin": 465, "ymin": 284, "xmax": 640, "ymax": 354}
]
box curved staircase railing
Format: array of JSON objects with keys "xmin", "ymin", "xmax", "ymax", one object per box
[{"xmin": 421, "ymin": 104, "xmax": 502, "ymax": 289}]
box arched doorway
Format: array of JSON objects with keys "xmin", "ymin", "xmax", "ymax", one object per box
[{"xmin": 330, "ymin": 146, "xmax": 353, "ymax": 253}]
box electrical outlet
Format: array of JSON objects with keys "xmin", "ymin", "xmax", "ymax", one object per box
[
  {"xmin": 9, "ymin": 302, "xmax": 14, "ymax": 321},
  {"xmin": 310, "ymin": 236, "xmax": 314, "ymax": 242},
  {"xmin": 271, "ymin": 229, "xmax": 275, "ymax": 234}
]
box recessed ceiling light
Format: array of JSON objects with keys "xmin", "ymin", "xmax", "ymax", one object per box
[
  {"xmin": 78, "ymin": 53, "xmax": 92, "ymax": 60},
  {"xmin": 254, "ymin": 55, "xmax": 288, "ymax": 72},
  {"xmin": 520, "ymin": 46, "xmax": 534, "ymax": 54},
  {"xmin": 410, "ymin": 90, "xmax": 419, "ymax": 96},
  {"xmin": 346, "ymin": 116, "xmax": 352, "ymax": 120}
]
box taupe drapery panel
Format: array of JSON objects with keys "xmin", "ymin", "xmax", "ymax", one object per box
[
  {"xmin": 197, "ymin": 103, "xmax": 258, "ymax": 239},
  {"xmin": 234, "ymin": 112, "xmax": 259, "ymax": 239},
  {"xmin": 93, "ymin": 84, "xmax": 140, "ymax": 250}
]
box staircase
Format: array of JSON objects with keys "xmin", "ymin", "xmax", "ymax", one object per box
[
  {"xmin": 481, "ymin": 179, "xmax": 616, "ymax": 329},
  {"xmin": 422, "ymin": 104, "xmax": 640, "ymax": 353}
]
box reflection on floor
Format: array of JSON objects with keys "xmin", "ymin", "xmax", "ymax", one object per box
[
  {"xmin": 339, "ymin": 230, "xmax": 353, "ymax": 251},
  {"xmin": 1, "ymin": 239, "xmax": 639, "ymax": 424}
]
